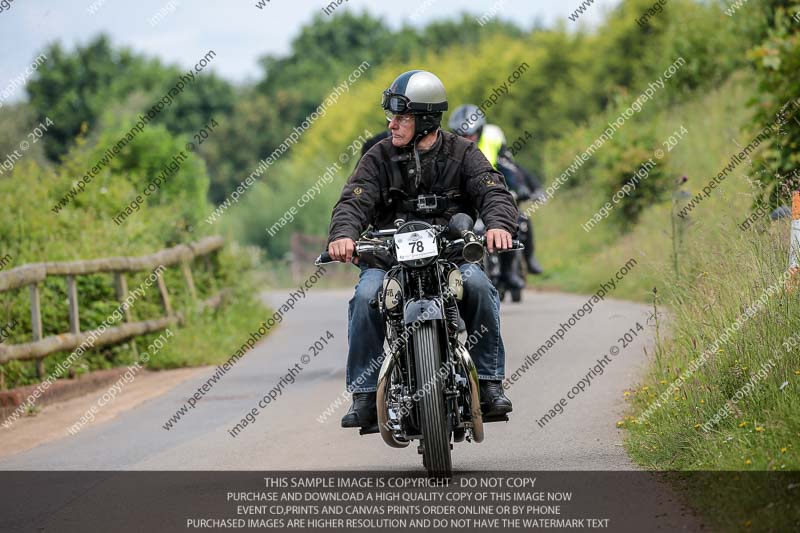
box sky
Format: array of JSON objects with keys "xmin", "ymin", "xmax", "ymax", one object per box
[{"xmin": 0, "ymin": 0, "xmax": 619, "ymax": 102}]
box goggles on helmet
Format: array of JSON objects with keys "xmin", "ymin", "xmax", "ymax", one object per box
[
  {"xmin": 381, "ymin": 91, "xmax": 411, "ymax": 114},
  {"xmin": 382, "ymin": 89, "xmax": 448, "ymax": 114}
]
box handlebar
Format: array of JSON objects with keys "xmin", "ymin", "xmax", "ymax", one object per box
[{"xmin": 314, "ymin": 236, "xmax": 524, "ymax": 266}]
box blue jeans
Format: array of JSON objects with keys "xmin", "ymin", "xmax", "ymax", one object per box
[{"xmin": 346, "ymin": 263, "xmax": 506, "ymax": 393}]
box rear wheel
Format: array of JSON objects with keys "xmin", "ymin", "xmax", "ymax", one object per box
[{"xmin": 413, "ymin": 321, "xmax": 452, "ymax": 478}]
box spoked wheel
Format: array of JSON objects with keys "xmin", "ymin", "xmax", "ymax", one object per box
[{"xmin": 413, "ymin": 321, "xmax": 452, "ymax": 478}]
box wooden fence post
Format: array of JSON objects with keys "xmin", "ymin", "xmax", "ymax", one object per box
[
  {"xmin": 203, "ymin": 254, "xmax": 218, "ymax": 293},
  {"xmin": 156, "ymin": 268, "xmax": 173, "ymax": 317},
  {"xmin": 181, "ymin": 261, "xmax": 197, "ymax": 302},
  {"xmin": 66, "ymin": 275, "xmax": 80, "ymax": 335},
  {"xmin": 29, "ymin": 283, "xmax": 44, "ymax": 378},
  {"xmin": 114, "ymin": 272, "xmax": 138, "ymax": 358},
  {"xmin": 0, "ymin": 237, "xmax": 224, "ymax": 371},
  {"xmin": 66, "ymin": 275, "xmax": 81, "ymax": 375}
]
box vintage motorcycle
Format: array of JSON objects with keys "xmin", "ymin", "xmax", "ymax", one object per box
[{"xmin": 316, "ymin": 214, "xmax": 522, "ymax": 478}]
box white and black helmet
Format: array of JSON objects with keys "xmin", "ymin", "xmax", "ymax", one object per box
[
  {"xmin": 448, "ymin": 104, "xmax": 486, "ymax": 137},
  {"xmin": 382, "ymin": 70, "xmax": 448, "ymax": 138}
]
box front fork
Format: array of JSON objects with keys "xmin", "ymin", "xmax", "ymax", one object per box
[{"xmin": 376, "ymin": 319, "xmax": 484, "ymax": 447}]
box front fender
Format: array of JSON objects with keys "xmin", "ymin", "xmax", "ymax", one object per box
[{"xmin": 403, "ymin": 298, "xmax": 444, "ymax": 324}]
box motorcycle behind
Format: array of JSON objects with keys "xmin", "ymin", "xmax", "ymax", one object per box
[{"xmin": 316, "ymin": 214, "xmax": 522, "ymax": 477}]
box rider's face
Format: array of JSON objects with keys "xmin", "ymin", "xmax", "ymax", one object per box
[{"xmin": 388, "ymin": 113, "xmax": 415, "ymax": 147}]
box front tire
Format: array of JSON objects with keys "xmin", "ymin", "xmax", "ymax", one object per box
[{"xmin": 413, "ymin": 321, "xmax": 452, "ymax": 478}]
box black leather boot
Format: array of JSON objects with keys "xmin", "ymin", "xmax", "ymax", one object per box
[
  {"xmin": 523, "ymin": 222, "xmax": 543, "ymax": 274},
  {"xmin": 479, "ymin": 380, "xmax": 512, "ymax": 417},
  {"xmin": 526, "ymin": 255, "xmax": 543, "ymax": 275},
  {"xmin": 500, "ymin": 252, "xmax": 525, "ymax": 289},
  {"xmin": 340, "ymin": 392, "xmax": 377, "ymax": 428}
]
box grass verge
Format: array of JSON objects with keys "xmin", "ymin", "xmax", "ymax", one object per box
[{"xmin": 533, "ymin": 72, "xmax": 800, "ymax": 531}]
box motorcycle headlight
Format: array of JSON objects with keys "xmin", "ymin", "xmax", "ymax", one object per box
[
  {"xmin": 448, "ymin": 268, "xmax": 464, "ymax": 300},
  {"xmin": 383, "ymin": 277, "xmax": 402, "ymax": 310}
]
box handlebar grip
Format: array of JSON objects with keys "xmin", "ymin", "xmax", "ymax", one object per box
[
  {"xmin": 496, "ymin": 240, "xmax": 525, "ymax": 253},
  {"xmin": 315, "ymin": 251, "xmax": 333, "ymax": 265}
]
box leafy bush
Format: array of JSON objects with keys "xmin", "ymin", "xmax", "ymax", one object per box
[
  {"xmin": 0, "ymin": 118, "xmax": 263, "ymax": 389},
  {"xmin": 598, "ymin": 127, "xmax": 671, "ymax": 227},
  {"xmin": 748, "ymin": 1, "xmax": 800, "ymax": 205},
  {"xmin": 25, "ymin": 35, "xmax": 234, "ymax": 160}
]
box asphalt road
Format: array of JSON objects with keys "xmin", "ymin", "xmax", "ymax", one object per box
[{"xmin": 0, "ymin": 286, "xmax": 704, "ymax": 531}]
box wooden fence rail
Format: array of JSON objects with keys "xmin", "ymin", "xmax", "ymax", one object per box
[{"xmin": 0, "ymin": 236, "xmax": 226, "ymax": 376}]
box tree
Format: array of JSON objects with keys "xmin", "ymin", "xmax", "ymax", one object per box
[
  {"xmin": 200, "ymin": 90, "xmax": 296, "ymax": 203},
  {"xmin": 26, "ymin": 34, "xmax": 234, "ymax": 161},
  {"xmin": 255, "ymin": 11, "xmax": 394, "ymax": 128},
  {"xmin": 749, "ymin": 1, "xmax": 800, "ymax": 205},
  {"xmin": 26, "ymin": 35, "xmax": 169, "ymax": 160}
]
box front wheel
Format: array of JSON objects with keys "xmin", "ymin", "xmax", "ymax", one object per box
[{"xmin": 413, "ymin": 321, "xmax": 452, "ymax": 478}]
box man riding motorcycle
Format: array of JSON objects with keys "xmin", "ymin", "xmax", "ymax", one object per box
[
  {"xmin": 448, "ymin": 104, "xmax": 544, "ymax": 277},
  {"xmin": 327, "ymin": 70, "xmax": 516, "ymax": 431}
]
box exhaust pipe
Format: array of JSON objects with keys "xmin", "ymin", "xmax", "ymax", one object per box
[
  {"xmin": 455, "ymin": 344, "xmax": 484, "ymax": 443},
  {"xmin": 376, "ymin": 352, "xmax": 410, "ymax": 448}
]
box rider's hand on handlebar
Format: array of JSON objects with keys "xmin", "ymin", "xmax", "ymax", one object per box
[
  {"xmin": 329, "ymin": 237, "xmax": 357, "ymax": 263},
  {"xmin": 485, "ymin": 228, "xmax": 512, "ymax": 253}
]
